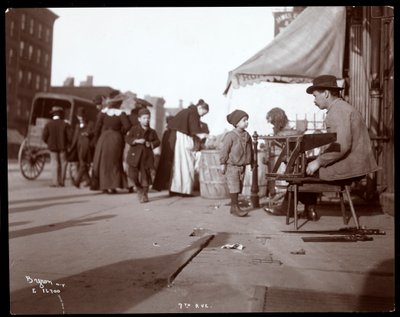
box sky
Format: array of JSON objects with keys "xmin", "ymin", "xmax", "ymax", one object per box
[{"xmin": 49, "ymin": 7, "xmax": 282, "ymax": 134}]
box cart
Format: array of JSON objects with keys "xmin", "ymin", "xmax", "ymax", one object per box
[{"xmin": 18, "ymin": 92, "xmax": 99, "ymax": 181}]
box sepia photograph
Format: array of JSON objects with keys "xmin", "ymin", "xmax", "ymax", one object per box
[{"xmin": 4, "ymin": 4, "xmax": 395, "ymax": 314}]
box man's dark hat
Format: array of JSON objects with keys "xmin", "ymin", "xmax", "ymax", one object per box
[
  {"xmin": 92, "ymin": 95, "xmax": 104, "ymax": 105},
  {"xmin": 138, "ymin": 108, "xmax": 151, "ymax": 117},
  {"xmin": 76, "ymin": 107, "xmax": 86, "ymax": 117},
  {"xmin": 306, "ymin": 75, "xmax": 344, "ymax": 94},
  {"xmin": 50, "ymin": 106, "xmax": 64, "ymax": 114},
  {"xmin": 227, "ymin": 109, "xmax": 248, "ymax": 127}
]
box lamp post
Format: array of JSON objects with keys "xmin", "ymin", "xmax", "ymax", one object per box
[{"xmin": 251, "ymin": 131, "xmax": 260, "ymax": 208}]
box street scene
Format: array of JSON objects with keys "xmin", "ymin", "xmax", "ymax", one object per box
[
  {"xmin": 7, "ymin": 161, "xmax": 395, "ymax": 313},
  {"xmin": 5, "ymin": 5, "xmax": 395, "ymax": 314}
]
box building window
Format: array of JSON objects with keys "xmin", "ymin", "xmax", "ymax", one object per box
[
  {"xmin": 38, "ymin": 23, "xmax": 42, "ymax": 39},
  {"xmin": 21, "ymin": 13, "xmax": 25, "ymax": 30},
  {"xmin": 28, "ymin": 45, "xmax": 33, "ymax": 60},
  {"xmin": 45, "ymin": 28, "xmax": 50, "ymax": 42},
  {"xmin": 7, "ymin": 75, "xmax": 12, "ymax": 88},
  {"xmin": 17, "ymin": 98, "xmax": 22, "ymax": 116},
  {"xmin": 29, "ymin": 18, "xmax": 34, "ymax": 34},
  {"xmin": 18, "ymin": 70, "xmax": 23, "ymax": 84},
  {"xmin": 35, "ymin": 75, "xmax": 40, "ymax": 90},
  {"xmin": 9, "ymin": 48, "xmax": 14, "ymax": 64},
  {"xmin": 20, "ymin": 41, "xmax": 25, "ymax": 57},
  {"xmin": 27, "ymin": 71, "xmax": 32, "ymax": 87},
  {"xmin": 10, "ymin": 20, "xmax": 15, "ymax": 37},
  {"xmin": 36, "ymin": 48, "xmax": 41, "ymax": 64},
  {"xmin": 25, "ymin": 108, "xmax": 30, "ymax": 118},
  {"xmin": 44, "ymin": 53, "xmax": 49, "ymax": 67},
  {"xmin": 43, "ymin": 77, "xmax": 48, "ymax": 91}
]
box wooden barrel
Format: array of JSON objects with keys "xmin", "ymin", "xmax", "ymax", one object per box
[
  {"xmin": 242, "ymin": 149, "xmax": 268, "ymax": 197},
  {"xmin": 199, "ymin": 150, "xmax": 230, "ymax": 199}
]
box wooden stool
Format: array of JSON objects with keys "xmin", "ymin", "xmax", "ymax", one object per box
[{"xmin": 286, "ymin": 178, "xmax": 361, "ymax": 230}]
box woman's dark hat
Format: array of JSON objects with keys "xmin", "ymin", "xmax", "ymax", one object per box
[
  {"xmin": 135, "ymin": 98, "xmax": 153, "ymax": 108},
  {"xmin": 306, "ymin": 75, "xmax": 344, "ymax": 94},
  {"xmin": 227, "ymin": 109, "xmax": 248, "ymax": 127},
  {"xmin": 105, "ymin": 93, "xmax": 126, "ymax": 108},
  {"xmin": 50, "ymin": 106, "xmax": 64, "ymax": 114}
]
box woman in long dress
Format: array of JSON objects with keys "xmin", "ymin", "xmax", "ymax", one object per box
[
  {"xmin": 153, "ymin": 99, "xmax": 209, "ymax": 195},
  {"xmin": 91, "ymin": 92, "xmax": 131, "ymax": 194}
]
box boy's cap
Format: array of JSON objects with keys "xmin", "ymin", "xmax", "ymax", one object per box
[
  {"xmin": 138, "ymin": 108, "xmax": 151, "ymax": 117},
  {"xmin": 227, "ymin": 109, "xmax": 248, "ymax": 127}
]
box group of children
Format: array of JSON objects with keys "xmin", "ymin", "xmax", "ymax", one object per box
[{"xmin": 128, "ymin": 106, "xmax": 253, "ymax": 218}]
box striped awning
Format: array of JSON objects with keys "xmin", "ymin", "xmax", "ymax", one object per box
[{"xmin": 224, "ymin": 7, "xmax": 346, "ymax": 94}]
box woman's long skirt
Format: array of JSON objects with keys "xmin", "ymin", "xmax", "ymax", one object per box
[
  {"xmin": 170, "ymin": 131, "xmax": 195, "ymax": 195},
  {"xmin": 92, "ymin": 129, "xmax": 128, "ymax": 190}
]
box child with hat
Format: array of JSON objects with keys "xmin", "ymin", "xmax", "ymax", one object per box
[
  {"xmin": 125, "ymin": 108, "xmax": 160, "ymax": 203},
  {"xmin": 219, "ymin": 109, "xmax": 254, "ymax": 217}
]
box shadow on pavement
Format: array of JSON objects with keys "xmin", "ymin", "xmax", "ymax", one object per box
[
  {"xmin": 10, "ymin": 233, "xmax": 231, "ymax": 314},
  {"xmin": 9, "ymin": 215, "xmax": 116, "ymax": 239},
  {"xmin": 9, "ymin": 200, "xmax": 88, "ymax": 213},
  {"xmin": 357, "ymin": 258, "xmax": 395, "ymax": 312},
  {"xmin": 8, "ymin": 193, "xmax": 102, "ymax": 205},
  {"xmin": 9, "ymin": 221, "xmax": 31, "ymax": 227}
]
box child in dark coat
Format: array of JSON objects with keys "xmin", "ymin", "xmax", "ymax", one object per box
[
  {"xmin": 219, "ymin": 109, "xmax": 254, "ymax": 217},
  {"xmin": 125, "ymin": 108, "xmax": 160, "ymax": 203}
]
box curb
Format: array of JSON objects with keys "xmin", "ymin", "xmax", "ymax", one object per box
[{"xmin": 155, "ymin": 234, "xmax": 215, "ymax": 286}]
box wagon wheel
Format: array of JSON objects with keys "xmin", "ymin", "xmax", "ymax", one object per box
[{"xmin": 18, "ymin": 139, "xmax": 47, "ymax": 180}]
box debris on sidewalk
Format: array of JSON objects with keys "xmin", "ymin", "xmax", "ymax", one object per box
[
  {"xmin": 256, "ymin": 236, "xmax": 271, "ymax": 245},
  {"xmin": 153, "ymin": 242, "xmax": 160, "ymax": 247},
  {"xmin": 207, "ymin": 204, "xmax": 220, "ymax": 210},
  {"xmin": 189, "ymin": 228, "xmax": 213, "ymax": 237},
  {"xmin": 221, "ymin": 243, "xmax": 245, "ymax": 250},
  {"xmin": 290, "ymin": 248, "xmax": 306, "ymax": 255}
]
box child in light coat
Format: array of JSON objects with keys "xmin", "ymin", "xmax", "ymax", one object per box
[{"xmin": 219, "ymin": 109, "xmax": 254, "ymax": 217}]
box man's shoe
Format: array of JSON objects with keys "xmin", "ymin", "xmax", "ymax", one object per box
[
  {"xmin": 263, "ymin": 206, "xmax": 285, "ymax": 216},
  {"xmin": 305, "ymin": 205, "xmax": 319, "ymax": 221},
  {"xmin": 73, "ymin": 181, "xmax": 80, "ymax": 188},
  {"xmin": 230, "ymin": 204, "xmax": 248, "ymax": 217}
]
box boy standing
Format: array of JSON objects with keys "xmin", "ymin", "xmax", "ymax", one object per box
[
  {"xmin": 219, "ymin": 109, "xmax": 254, "ymax": 217},
  {"xmin": 125, "ymin": 108, "xmax": 160, "ymax": 203}
]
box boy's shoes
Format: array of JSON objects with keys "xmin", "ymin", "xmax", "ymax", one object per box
[
  {"xmin": 128, "ymin": 187, "xmax": 134, "ymax": 193},
  {"xmin": 230, "ymin": 204, "xmax": 248, "ymax": 217},
  {"xmin": 73, "ymin": 181, "xmax": 80, "ymax": 188},
  {"xmin": 137, "ymin": 188, "xmax": 144, "ymax": 202},
  {"xmin": 141, "ymin": 188, "xmax": 149, "ymax": 203}
]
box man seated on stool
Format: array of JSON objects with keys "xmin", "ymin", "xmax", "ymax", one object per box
[{"xmin": 264, "ymin": 75, "xmax": 379, "ymax": 221}]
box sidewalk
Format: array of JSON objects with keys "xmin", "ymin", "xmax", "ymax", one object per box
[{"xmin": 7, "ymin": 167, "xmax": 395, "ymax": 313}]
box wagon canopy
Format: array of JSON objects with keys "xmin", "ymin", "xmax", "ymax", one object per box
[{"xmin": 223, "ymin": 6, "xmax": 347, "ymax": 94}]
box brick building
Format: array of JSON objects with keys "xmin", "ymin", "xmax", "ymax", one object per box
[{"xmin": 5, "ymin": 8, "xmax": 58, "ymax": 136}]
